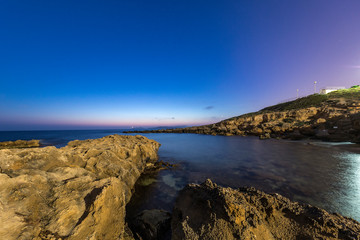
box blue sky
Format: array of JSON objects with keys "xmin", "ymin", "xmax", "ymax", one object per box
[{"xmin": 1, "ymin": 0, "xmax": 360, "ymax": 130}]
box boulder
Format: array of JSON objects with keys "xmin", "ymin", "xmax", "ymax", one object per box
[
  {"xmin": 316, "ymin": 118, "xmax": 326, "ymax": 124},
  {"xmin": 0, "ymin": 135, "xmax": 160, "ymax": 240},
  {"xmin": 259, "ymin": 133, "xmax": 270, "ymax": 140},
  {"xmin": 172, "ymin": 179, "xmax": 360, "ymax": 240}
]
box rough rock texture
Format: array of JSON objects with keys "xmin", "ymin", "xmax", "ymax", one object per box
[
  {"xmin": 126, "ymin": 97, "xmax": 360, "ymax": 143},
  {"xmin": 130, "ymin": 209, "xmax": 171, "ymax": 240},
  {"xmin": 128, "ymin": 99, "xmax": 360, "ymax": 143},
  {"xmin": 0, "ymin": 135, "xmax": 160, "ymax": 240},
  {"xmin": 0, "ymin": 139, "xmax": 40, "ymax": 149},
  {"xmin": 172, "ymin": 179, "xmax": 360, "ymax": 240}
]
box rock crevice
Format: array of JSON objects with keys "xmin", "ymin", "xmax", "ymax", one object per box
[
  {"xmin": 0, "ymin": 135, "xmax": 160, "ymax": 240},
  {"xmin": 171, "ymin": 179, "xmax": 360, "ymax": 240}
]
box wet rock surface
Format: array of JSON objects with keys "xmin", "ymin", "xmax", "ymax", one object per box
[
  {"xmin": 172, "ymin": 179, "xmax": 360, "ymax": 240},
  {"xmin": 0, "ymin": 135, "xmax": 160, "ymax": 240}
]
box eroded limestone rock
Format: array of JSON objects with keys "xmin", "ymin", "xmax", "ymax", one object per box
[
  {"xmin": 125, "ymin": 99, "xmax": 360, "ymax": 143},
  {"xmin": 0, "ymin": 135, "xmax": 160, "ymax": 240},
  {"xmin": 172, "ymin": 179, "xmax": 360, "ymax": 240},
  {"xmin": 130, "ymin": 209, "xmax": 171, "ymax": 240},
  {"xmin": 0, "ymin": 139, "xmax": 40, "ymax": 149}
]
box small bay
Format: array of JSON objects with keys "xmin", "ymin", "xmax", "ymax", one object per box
[{"xmin": 1, "ymin": 130, "xmax": 359, "ymax": 221}]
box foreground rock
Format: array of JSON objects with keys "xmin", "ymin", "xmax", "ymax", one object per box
[
  {"xmin": 172, "ymin": 179, "xmax": 360, "ymax": 240},
  {"xmin": 0, "ymin": 135, "xmax": 160, "ymax": 240},
  {"xmin": 130, "ymin": 209, "xmax": 171, "ymax": 240},
  {"xmin": 0, "ymin": 139, "xmax": 40, "ymax": 149}
]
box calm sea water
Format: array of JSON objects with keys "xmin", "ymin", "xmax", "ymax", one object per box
[{"xmin": 1, "ymin": 130, "xmax": 360, "ymax": 222}]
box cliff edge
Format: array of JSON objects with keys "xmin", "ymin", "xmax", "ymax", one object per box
[
  {"xmin": 127, "ymin": 87, "xmax": 360, "ymax": 142},
  {"xmin": 0, "ymin": 135, "xmax": 160, "ymax": 240},
  {"xmin": 172, "ymin": 179, "xmax": 360, "ymax": 240}
]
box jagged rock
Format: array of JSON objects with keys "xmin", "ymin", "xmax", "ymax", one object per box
[
  {"xmin": 287, "ymin": 129, "xmax": 306, "ymax": 140},
  {"xmin": 259, "ymin": 133, "xmax": 270, "ymax": 140},
  {"xmin": 0, "ymin": 139, "xmax": 40, "ymax": 149},
  {"xmin": 0, "ymin": 135, "xmax": 160, "ymax": 240},
  {"xmin": 299, "ymin": 127, "xmax": 316, "ymax": 136},
  {"xmin": 316, "ymin": 118, "xmax": 326, "ymax": 124},
  {"xmin": 130, "ymin": 209, "xmax": 171, "ymax": 240},
  {"xmin": 249, "ymin": 127, "xmax": 263, "ymax": 135},
  {"xmin": 125, "ymin": 95, "xmax": 360, "ymax": 143},
  {"xmin": 172, "ymin": 179, "xmax": 360, "ymax": 240}
]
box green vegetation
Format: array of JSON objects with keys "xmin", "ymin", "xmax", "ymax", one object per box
[
  {"xmin": 222, "ymin": 86, "xmax": 360, "ymax": 122},
  {"xmin": 260, "ymin": 94, "xmax": 328, "ymax": 112},
  {"xmin": 327, "ymin": 87, "xmax": 360, "ymax": 99},
  {"xmin": 260, "ymin": 87, "xmax": 360, "ymax": 112}
]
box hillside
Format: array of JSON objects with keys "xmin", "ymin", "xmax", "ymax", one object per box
[{"xmin": 127, "ymin": 86, "xmax": 360, "ymax": 142}]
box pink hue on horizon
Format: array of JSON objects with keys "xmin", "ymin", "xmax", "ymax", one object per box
[{"xmin": 0, "ymin": 117, "xmax": 217, "ymax": 129}]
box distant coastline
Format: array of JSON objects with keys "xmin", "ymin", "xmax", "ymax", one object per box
[{"xmin": 126, "ymin": 87, "xmax": 360, "ymax": 143}]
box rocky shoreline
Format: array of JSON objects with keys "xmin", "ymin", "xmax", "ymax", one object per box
[
  {"xmin": 125, "ymin": 98, "xmax": 360, "ymax": 143},
  {"xmin": 0, "ymin": 135, "xmax": 160, "ymax": 239},
  {"xmin": 0, "ymin": 139, "xmax": 40, "ymax": 149},
  {"xmin": 1, "ymin": 136, "xmax": 360, "ymax": 239},
  {"xmin": 171, "ymin": 179, "xmax": 360, "ymax": 240}
]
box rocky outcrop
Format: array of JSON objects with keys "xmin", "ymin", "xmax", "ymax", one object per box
[
  {"xmin": 0, "ymin": 135, "xmax": 160, "ymax": 240},
  {"xmin": 126, "ymin": 98, "xmax": 360, "ymax": 142},
  {"xmin": 130, "ymin": 209, "xmax": 171, "ymax": 240},
  {"xmin": 172, "ymin": 179, "xmax": 360, "ymax": 240},
  {"xmin": 0, "ymin": 139, "xmax": 40, "ymax": 149}
]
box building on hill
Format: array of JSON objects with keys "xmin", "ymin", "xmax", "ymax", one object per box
[{"xmin": 320, "ymin": 86, "xmax": 345, "ymax": 94}]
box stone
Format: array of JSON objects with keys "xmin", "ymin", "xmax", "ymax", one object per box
[
  {"xmin": 125, "ymin": 96, "xmax": 360, "ymax": 143},
  {"xmin": 0, "ymin": 135, "xmax": 160, "ymax": 240},
  {"xmin": 288, "ymin": 129, "xmax": 306, "ymax": 140},
  {"xmin": 0, "ymin": 139, "xmax": 40, "ymax": 149},
  {"xmin": 316, "ymin": 118, "xmax": 326, "ymax": 124},
  {"xmin": 130, "ymin": 209, "xmax": 171, "ymax": 240},
  {"xmin": 259, "ymin": 133, "xmax": 270, "ymax": 140},
  {"xmin": 172, "ymin": 179, "xmax": 360, "ymax": 240}
]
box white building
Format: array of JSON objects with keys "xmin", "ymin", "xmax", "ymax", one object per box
[{"xmin": 320, "ymin": 86, "xmax": 345, "ymax": 94}]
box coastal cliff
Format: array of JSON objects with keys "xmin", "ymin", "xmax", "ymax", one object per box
[
  {"xmin": 1, "ymin": 136, "xmax": 360, "ymax": 239},
  {"xmin": 127, "ymin": 87, "xmax": 360, "ymax": 142},
  {"xmin": 172, "ymin": 179, "xmax": 360, "ymax": 240},
  {"xmin": 0, "ymin": 135, "xmax": 160, "ymax": 240}
]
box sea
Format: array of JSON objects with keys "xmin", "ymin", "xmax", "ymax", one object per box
[{"xmin": 1, "ymin": 129, "xmax": 360, "ymax": 222}]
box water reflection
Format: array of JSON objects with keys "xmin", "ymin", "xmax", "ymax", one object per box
[
  {"xmin": 336, "ymin": 153, "xmax": 360, "ymax": 218},
  {"xmin": 1, "ymin": 130, "xmax": 358, "ymax": 221},
  {"xmin": 126, "ymin": 133, "xmax": 360, "ymax": 221}
]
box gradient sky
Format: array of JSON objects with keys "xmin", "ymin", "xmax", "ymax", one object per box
[{"xmin": 1, "ymin": 0, "xmax": 360, "ymax": 130}]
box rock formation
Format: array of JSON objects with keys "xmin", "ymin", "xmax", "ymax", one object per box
[
  {"xmin": 0, "ymin": 135, "xmax": 160, "ymax": 240},
  {"xmin": 0, "ymin": 139, "xmax": 40, "ymax": 149},
  {"xmin": 172, "ymin": 179, "xmax": 360, "ymax": 240},
  {"xmin": 130, "ymin": 209, "xmax": 171, "ymax": 240},
  {"xmin": 126, "ymin": 94, "xmax": 360, "ymax": 143}
]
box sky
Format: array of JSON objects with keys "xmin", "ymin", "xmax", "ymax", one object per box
[{"xmin": 1, "ymin": 0, "xmax": 360, "ymax": 130}]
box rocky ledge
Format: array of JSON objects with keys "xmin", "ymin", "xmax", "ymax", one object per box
[
  {"xmin": 172, "ymin": 179, "xmax": 360, "ymax": 240},
  {"xmin": 126, "ymin": 97, "xmax": 360, "ymax": 143},
  {"xmin": 0, "ymin": 135, "xmax": 160, "ymax": 240},
  {"xmin": 0, "ymin": 139, "xmax": 40, "ymax": 149}
]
